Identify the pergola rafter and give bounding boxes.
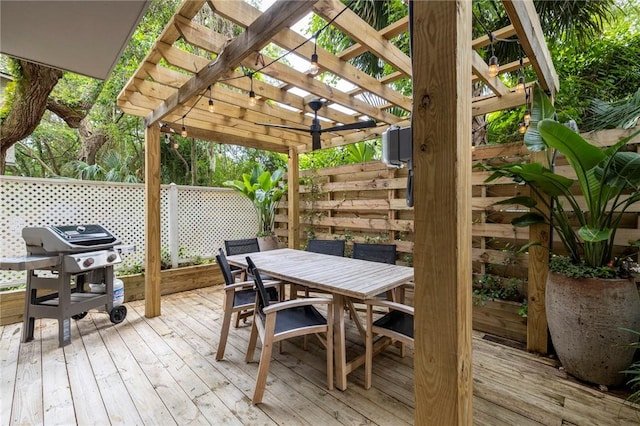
[117,0,557,154]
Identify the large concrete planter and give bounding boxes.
[546,272,640,386]
[257,235,280,251]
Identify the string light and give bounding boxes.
[309,35,319,76]
[208,85,214,113]
[181,115,187,137]
[248,74,257,107]
[166,1,354,130]
[516,75,526,94]
[515,50,525,94]
[523,108,531,126]
[518,122,527,134]
[487,33,499,78]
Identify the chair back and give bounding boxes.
[353,243,397,264]
[307,239,345,257]
[246,256,270,316]
[224,238,260,256]
[216,248,235,286]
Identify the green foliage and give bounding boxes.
[584,87,640,131]
[472,274,523,304]
[223,165,287,236]
[620,328,640,405]
[550,3,640,130]
[477,85,640,277]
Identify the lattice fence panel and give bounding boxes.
[177,186,258,259]
[0,176,256,288]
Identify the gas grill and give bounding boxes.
[0,224,133,347]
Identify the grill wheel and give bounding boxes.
[109,306,127,324]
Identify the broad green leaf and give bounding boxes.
[512,213,546,227]
[578,226,611,242]
[493,196,538,208]
[524,83,556,151]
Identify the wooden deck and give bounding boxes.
[2,286,639,425]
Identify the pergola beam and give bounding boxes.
[144,0,315,126]
[502,0,559,95]
[313,0,412,77]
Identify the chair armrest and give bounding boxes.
[364,299,414,315]
[225,279,281,291]
[231,269,245,280]
[262,297,333,314]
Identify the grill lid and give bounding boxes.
[23,224,121,254]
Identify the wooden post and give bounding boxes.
[168,183,179,269]
[288,147,300,249]
[412,2,473,424]
[527,150,549,353]
[144,124,161,318]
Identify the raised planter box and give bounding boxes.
[0,263,224,326]
[473,296,527,343]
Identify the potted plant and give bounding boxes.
[223,165,287,250]
[477,84,640,386]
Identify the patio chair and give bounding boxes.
[245,256,334,404]
[224,237,263,280]
[364,298,414,390]
[215,249,280,361]
[224,237,261,256]
[352,242,397,265]
[307,239,345,257]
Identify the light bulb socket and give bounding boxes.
[248,90,257,107]
[488,55,499,78]
[208,98,214,112]
[181,125,187,137]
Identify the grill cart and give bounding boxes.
[0,224,134,347]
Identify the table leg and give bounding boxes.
[333,293,348,391]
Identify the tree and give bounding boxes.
[0,60,62,174]
[1,0,179,177]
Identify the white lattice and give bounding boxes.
[0,176,257,287]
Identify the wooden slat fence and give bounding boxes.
[274,126,640,343]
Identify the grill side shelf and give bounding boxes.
[0,256,60,271]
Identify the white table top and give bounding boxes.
[226,248,414,299]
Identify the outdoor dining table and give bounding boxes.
[226,248,414,391]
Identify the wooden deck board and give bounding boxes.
[2,285,639,425]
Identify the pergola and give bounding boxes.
[116,0,558,423]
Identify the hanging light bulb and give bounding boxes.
[487,33,499,78]
[515,51,525,93]
[207,85,215,112]
[488,55,499,78]
[310,52,319,76]
[309,32,320,76]
[248,74,257,107]
[519,122,527,134]
[173,140,179,149]
[180,116,188,137]
[516,75,526,94]
[523,108,531,126]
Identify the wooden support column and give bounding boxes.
[527,150,550,353]
[144,124,161,318]
[288,147,300,249]
[412,2,473,425]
